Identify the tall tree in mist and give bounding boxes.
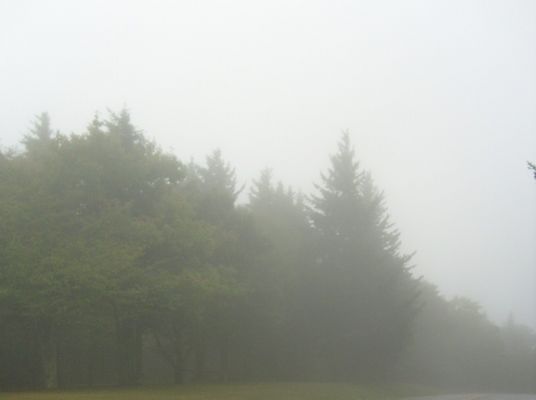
[247,169,314,378]
[309,132,419,379]
[177,150,257,382]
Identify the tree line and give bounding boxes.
[0,111,534,391]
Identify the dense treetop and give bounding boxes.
[0,112,534,392]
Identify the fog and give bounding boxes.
[1,0,535,330]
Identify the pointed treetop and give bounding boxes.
[320,131,362,199]
[87,112,104,135]
[249,168,274,206]
[105,108,143,147]
[195,149,243,219]
[22,112,55,154]
[31,112,53,140]
[250,168,299,210]
[203,149,240,197]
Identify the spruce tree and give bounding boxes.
[309,132,418,379]
[198,149,241,221]
[22,112,55,157]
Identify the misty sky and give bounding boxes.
[1,0,535,327]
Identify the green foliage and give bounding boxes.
[307,132,419,379]
[1,114,533,392]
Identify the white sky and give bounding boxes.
[1,0,535,327]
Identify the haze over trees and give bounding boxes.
[0,112,534,392]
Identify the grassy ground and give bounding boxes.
[1,383,433,400]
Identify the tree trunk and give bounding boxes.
[133,322,143,384]
[173,336,184,384]
[39,324,58,389]
[56,333,63,389]
[114,314,143,386]
[152,326,185,384]
[86,329,96,387]
[193,335,206,382]
[219,334,229,382]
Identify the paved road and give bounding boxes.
[407,395,536,400]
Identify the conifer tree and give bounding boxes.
[22,112,55,157]
[309,132,418,379]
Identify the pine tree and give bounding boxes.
[28,112,53,141]
[198,149,241,220]
[105,109,144,148]
[309,132,418,379]
[22,112,55,157]
[249,168,275,209]
[247,169,314,379]
[311,132,363,246]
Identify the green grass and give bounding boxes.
[1,383,432,400]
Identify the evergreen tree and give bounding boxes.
[24,112,53,143]
[309,132,418,379]
[3,112,533,392]
[175,151,256,381]
[311,132,363,246]
[22,112,56,159]
[197,149,241,221]
[248,169,314,378]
